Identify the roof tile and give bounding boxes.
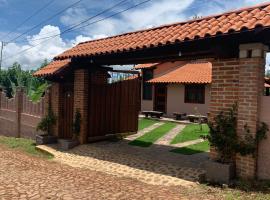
[148,62,212,84]
[52,3,270,60]
[34,59,70,77]
[36,3,270,76]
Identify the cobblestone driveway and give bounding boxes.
[0,145,190,200]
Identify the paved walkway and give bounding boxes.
[171,139,205,148]
[155,124,185,145]
[125,122,164,141]
[38,141,208,187]
[0,145,188,200]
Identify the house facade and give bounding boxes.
[34,2,270,180]
[136,61,211,117]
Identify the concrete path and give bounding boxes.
[125,122,164,141]
[171,139,205,148]
[155,124,186,145]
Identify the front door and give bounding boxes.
[154,84,167,113]
[59,83,74,139]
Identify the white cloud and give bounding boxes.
[2,25,90,70]
[61,0,194,37]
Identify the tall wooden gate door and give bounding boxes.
[88,78,140,138]
[59,83,74,139]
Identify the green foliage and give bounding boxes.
[237,123,269,156]
[208,104,269,163]
[72,109,81,138]
[36,107,56,135]
[207,104,238,163]
[0,61,48,101]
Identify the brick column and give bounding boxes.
[15,87,24,138]
[236,43,268,178]
[74,69,89,144]
[209,58,240,160]
[50,83,61,137]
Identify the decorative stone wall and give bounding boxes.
[0,87,47,139]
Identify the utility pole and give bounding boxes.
[0,41,4,71]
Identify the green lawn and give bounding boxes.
[138,118,158,131]
[171,124,209,144]
[130,122,177,147]
[170,141,210,155]
[0,136,53,159]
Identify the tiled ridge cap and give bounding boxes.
[77,2,270,46]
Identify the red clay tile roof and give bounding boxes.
[54,3,270,60]
[148,62,212,84]
[134,63,159,69]
[34,59,70,77]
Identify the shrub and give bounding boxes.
[36,107,56,135]
[207,104,268,163]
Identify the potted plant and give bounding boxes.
[205,104,269,184]
[205,104,238,184]
[58,109,81,150]
[36,106,57,145]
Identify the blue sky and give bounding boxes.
[0,0,269,69]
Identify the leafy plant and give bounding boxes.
[72,109,81,140]
[0,61,48,100]
[36,107,56,135]
[208,104,269,163]
[207,104,238,163]
[237,123,269,156]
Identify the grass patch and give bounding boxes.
[0,136,53,159]
[171,124,209,144]
[130,122,176,147]
[170,141,210,155]
[138,118,158,131]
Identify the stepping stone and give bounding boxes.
[171,139,205,148]
[125,122,164,141]
[155,124,186,146]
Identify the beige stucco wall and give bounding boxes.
[140,61,187,113]
[140,61,210,117]
[258,96,270,180]
[166,84,210,117]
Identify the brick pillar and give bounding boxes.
[236,43,268,179]
[74,69,89,144]
[50,83,61,137]
[15,87,24,138]
[209,58,240,160]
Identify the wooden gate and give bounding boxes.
[88,78,140,137]
[59,83,74,139]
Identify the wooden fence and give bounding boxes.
[0,87,47,139]
[88,78,140,138]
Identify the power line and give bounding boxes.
[21,0,129,43]
[7,0,83,43]
[1,0,152,63]
[1,0,55,41]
